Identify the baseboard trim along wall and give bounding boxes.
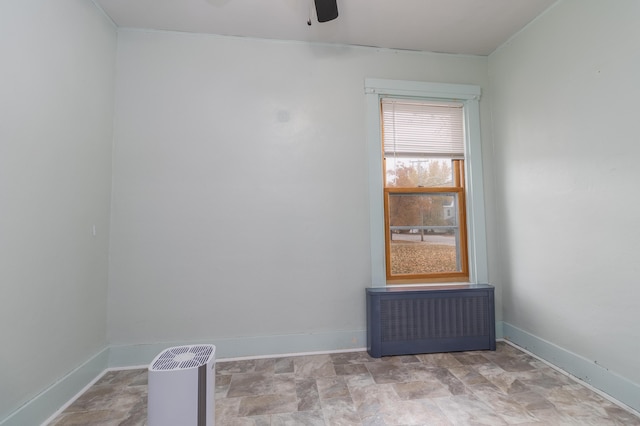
[108,329,368,368]
[502,322,640,414]
[5,325,639,425]
[1,330,366,426]
[0,348,110,426]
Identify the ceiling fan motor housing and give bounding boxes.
[315,0,338,22]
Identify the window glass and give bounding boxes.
[387,192,462,276]
[385,157,454,187]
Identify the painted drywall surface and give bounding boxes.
[489,0,640,384]
[108,30,499,348]
[0,1,116,420]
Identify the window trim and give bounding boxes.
[365,79,488,287]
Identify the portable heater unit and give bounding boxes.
[148,344,216,426]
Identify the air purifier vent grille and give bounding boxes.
[150,345,215,371]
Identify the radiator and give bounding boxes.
[366,284,496,358]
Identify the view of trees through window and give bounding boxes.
[384,157,466,280]
[386,157,453,188]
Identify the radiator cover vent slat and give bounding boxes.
[380,296,489,341]
[367,285,496,357]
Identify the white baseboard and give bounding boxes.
[0,348,109,426]
[495,320,504,340]
[108,329,367,368]
[6,324,639,425]
[502,321,640,413]
[0,330,366,425]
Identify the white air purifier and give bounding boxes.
[148,344,216,426]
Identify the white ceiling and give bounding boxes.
[95,0,557,56]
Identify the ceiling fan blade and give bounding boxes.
[315,0,338,22]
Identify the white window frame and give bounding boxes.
[365,78,488,287]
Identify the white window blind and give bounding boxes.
[382,98,464,158]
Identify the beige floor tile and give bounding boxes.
[48,343,640,425]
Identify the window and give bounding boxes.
[382,99,468,283]
[365,79,488,286]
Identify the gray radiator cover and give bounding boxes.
[366,284,496,358]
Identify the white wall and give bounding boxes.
[108,30,497,352]
[0,1,116,420]
[489,0,640,385]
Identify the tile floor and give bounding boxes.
[49,342,640,425]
